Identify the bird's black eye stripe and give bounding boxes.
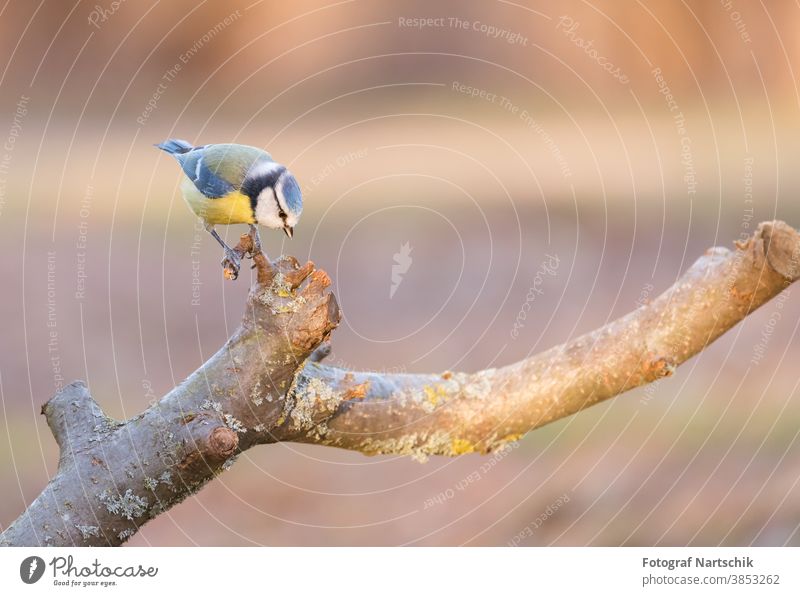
[242,165,287,213]
[272,188,287,221]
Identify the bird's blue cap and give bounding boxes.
[282,172,303,214]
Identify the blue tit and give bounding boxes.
[156,138,302,274]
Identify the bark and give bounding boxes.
[1,235,340,546]
[1,221,798,545]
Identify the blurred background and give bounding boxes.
[1,0,799,546]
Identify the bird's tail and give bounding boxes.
[155,138,194,155]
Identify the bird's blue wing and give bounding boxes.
[161,142,274,199]
[179,144,273,199]
[174,148,235,199]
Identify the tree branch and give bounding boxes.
[277,221,800,460]
[1,221,798,545]
[1,233,340,546]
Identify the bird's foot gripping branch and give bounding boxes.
[1,221,799,546]
[222,227,267,281]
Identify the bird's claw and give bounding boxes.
[222,247,242,280]
[247,224,263,258]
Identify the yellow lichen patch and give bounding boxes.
[360,434,423,460]
[450,438,475,455]
[423,384,449,410]
[480,432,526,453]
[359,430,459,463]
[258,271,307,314]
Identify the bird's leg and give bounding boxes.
[205,223,241,279]
[247,224,264,259]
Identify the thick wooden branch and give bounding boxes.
[1,221,798,546]
[277,221,800,460]
[1,234,339,546]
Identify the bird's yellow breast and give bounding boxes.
[181,178,255,225]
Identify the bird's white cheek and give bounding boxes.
[254,190,282,228]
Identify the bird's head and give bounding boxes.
[249,165,303,238]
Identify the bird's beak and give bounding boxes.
[283,226,294,239]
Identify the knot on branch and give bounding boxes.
[42,381,115,464]
[209,426,238,458]
[178,424,240,478]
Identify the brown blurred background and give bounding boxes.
[1,0,799,546]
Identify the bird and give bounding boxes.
[156,139,302,277]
